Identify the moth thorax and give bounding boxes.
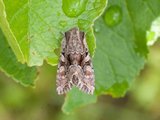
[69,54,81,65]
[68,40,83,53]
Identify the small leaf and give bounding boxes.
[62,87,97,114]
[147,17,160,46]
[0,29,37,86]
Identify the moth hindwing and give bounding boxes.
[56,28,94,95]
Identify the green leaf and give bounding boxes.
[0,29,37,86]
[62,87,97,114]
[0,0,25,63]
[93,0,160,97]
[0,0,107,66]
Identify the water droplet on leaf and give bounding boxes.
[104,5,122,27]
[62,0,88,17]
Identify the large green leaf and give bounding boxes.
[0,0,107,66]
[0,29,37,86]
[93,0,160,96]
[63,0,160,114]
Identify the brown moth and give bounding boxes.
[56,28,94,95]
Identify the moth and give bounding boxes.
[56,28,95,95]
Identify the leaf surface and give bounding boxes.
[93,0,160,96]
[0,29,37,86]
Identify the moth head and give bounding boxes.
[65,27,85,40]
